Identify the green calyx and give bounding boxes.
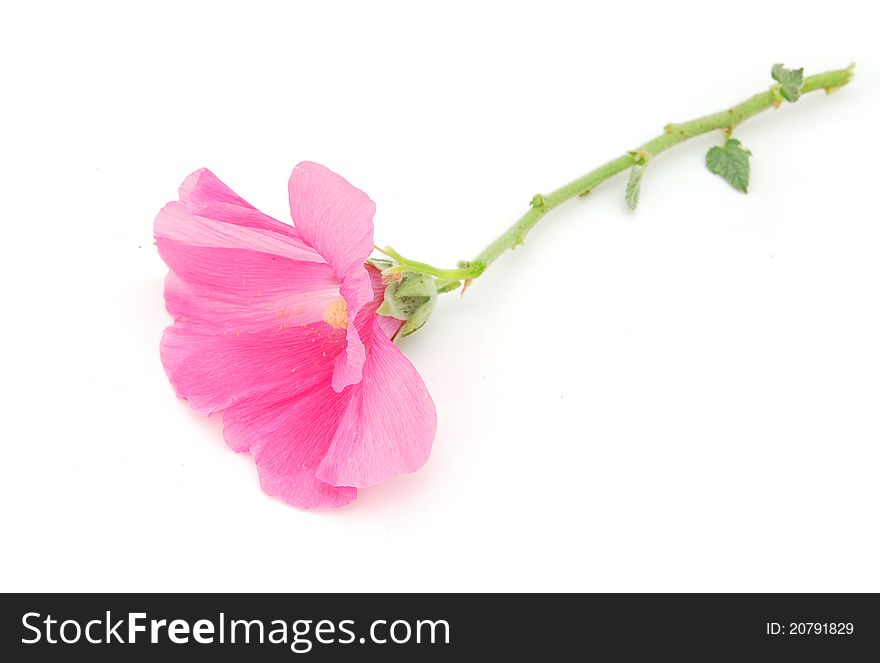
[376,270,438,338]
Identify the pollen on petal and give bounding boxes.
[323,297,349,329]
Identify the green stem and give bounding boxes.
[386,65,854,284]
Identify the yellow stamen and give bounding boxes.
[323,298,349,329]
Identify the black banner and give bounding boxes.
[2,593,877,660]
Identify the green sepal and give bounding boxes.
[399,298,436,337]
[395,272,436,299]
[367,257,394,271]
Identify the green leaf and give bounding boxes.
[771,63,804,102]
[705,138,752,193]
[625,164,645,210]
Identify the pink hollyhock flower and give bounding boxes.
[154,162,436,508]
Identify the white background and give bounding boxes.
[2,0,878,592]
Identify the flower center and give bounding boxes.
[323,297,349,329]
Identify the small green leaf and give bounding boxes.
[625,164,645,210]
[771,63,804,102]
[705,138,752,193]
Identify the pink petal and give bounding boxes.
[288,162,376,392]
[160,290,346,415]
[223,384,357,509]
[180,168,305,241]
[287,161,375,278]
[366,267,404,339]
[330,279,370,392]
[218,306,428,508]
[316,316,437,488]
[156,237,346,413]
[179,168,256,211]
[156,202,323,264]
[159,261,338,334]
[200,276,402,509]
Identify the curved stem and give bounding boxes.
[389,65,854,285]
